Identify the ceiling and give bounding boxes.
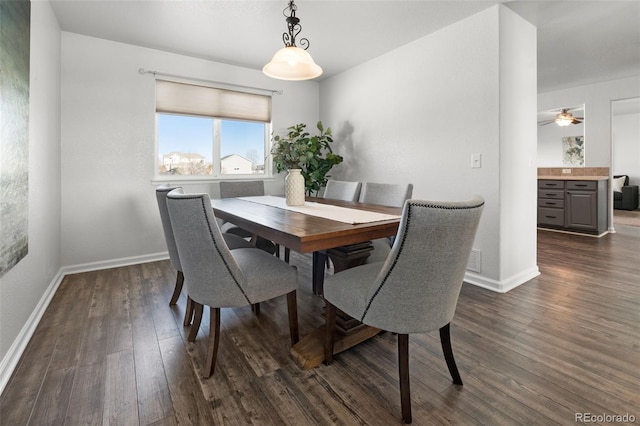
[47,0,640,93]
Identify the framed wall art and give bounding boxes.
[0,0,31,277]
[562,136,585,167]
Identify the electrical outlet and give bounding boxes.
[562,169,572,174]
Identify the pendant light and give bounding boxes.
[263,0,323,81]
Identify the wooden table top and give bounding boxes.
[210,196,402,253]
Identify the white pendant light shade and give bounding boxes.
[263,46,323,81]
[263,1,322,81]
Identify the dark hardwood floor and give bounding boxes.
[1,226,639,425]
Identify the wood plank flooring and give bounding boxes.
[1,226,639,425]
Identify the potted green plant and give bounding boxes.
[271,121,343,205]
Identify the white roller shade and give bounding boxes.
[155,80,272,123]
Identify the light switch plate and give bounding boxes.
[471,153,481,168]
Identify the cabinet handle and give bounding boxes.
[574,184,587,187]
[545,202,557,205]
[545,215,556,219]
[545,193,556,196]
[544,183,557,187]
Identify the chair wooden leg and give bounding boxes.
[169,270,184,305]
[204,307,221,378]
[324,301,337,364]
[398,333,412,424]
[251,303,261,315]
[183,295,194,327]
[188,302,203,342]
[287,291,299,344]
[440,323,463,385]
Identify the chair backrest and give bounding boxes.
[323,180,362,202]
[166,188,251,307]
[361,197,484,334]
[358,182,413,207]
[220,180,265,199]
[156,184,182,272]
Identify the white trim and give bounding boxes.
[61,252,169,276]
[151,176,276,186]
[537,227,610,238]
[0,252,169,395]
[0,269,64,395]
[463,266,540,293]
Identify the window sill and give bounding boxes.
[152,175,276,185]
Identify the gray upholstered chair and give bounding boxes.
[219,180,278,255]
[358,182,413,208]
[323,197,484,424]
[155,184,253,326]
[323,179,362,202]
[320,180,363,269]
[166,188,299,378]
[219,180,265,199]
[359,182,413,263]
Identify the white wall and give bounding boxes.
[320,5,538,291]
[0,1,62,391]
[60,33,320,269]
[498,6,539,287]
[612,111,640,186]
[538,118,585,167]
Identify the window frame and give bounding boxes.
[152,79,275,183]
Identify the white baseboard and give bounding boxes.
[537,227,610,238]
[61,252,169,276]
[0,252,169,396]
[0,269,65,395]
[464,266,540,293]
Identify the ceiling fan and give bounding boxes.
[538,108,584,127]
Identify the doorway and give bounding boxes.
[611,97,640,227]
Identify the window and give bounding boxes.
[155,80,272,179]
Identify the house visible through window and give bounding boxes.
[155,80,271,179]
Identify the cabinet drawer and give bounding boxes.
[538,180,565,189]
[538,207,565,226]
[567,180,597,191]
[538,189,564,199]
[538,198,565,208]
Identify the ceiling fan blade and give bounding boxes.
[538,120,554,126]
[547,107,582,114]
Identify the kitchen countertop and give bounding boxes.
[538,176,609,181]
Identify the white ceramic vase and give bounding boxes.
[285,169,305,206]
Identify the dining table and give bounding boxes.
[210,195,402,294]
[210,195,403,368]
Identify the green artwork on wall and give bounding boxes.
[562,136,585,167]
[0,0,30,277]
